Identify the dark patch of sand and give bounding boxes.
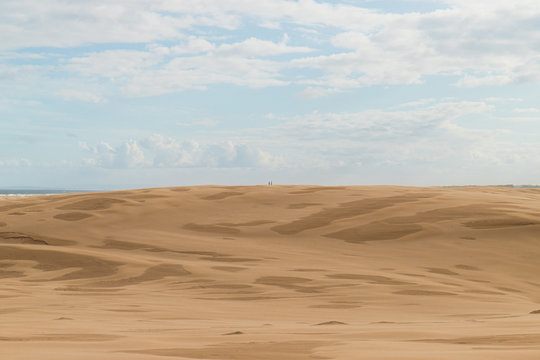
[202,192,243,200]
[326,274,411,285]
[183,223,240,234]
[314,321,347,326]
[272,194,431,235]
[58,198,125,211]
[54,212,93,221]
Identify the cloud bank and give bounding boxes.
[79,135,279,169]
[4,0,540,99]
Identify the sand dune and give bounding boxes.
[2,185,540,359]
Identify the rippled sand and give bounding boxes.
[2,185,540,359]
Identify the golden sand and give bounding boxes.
[2,185,540,359]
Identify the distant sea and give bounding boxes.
[0,189,92,196]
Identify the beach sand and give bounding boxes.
[2,185,540,359]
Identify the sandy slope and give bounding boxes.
[2,185,540,359]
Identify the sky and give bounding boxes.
[3,0,540,189]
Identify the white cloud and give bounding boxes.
[259,21,281,30]
[0,1,186,50]
[80,134,280,169]
[242,100,502,169]
[78,141,92,152]
[455,75,513,88]
[201,142,270,168]
[0,158,32,167]
[298,86,341,99]
[170,38,216,55]
[66,50,161,79]
[82,140,146,168]
[289,2,540,90]
[122,54,287,96]
[0,0,381,51]
[5,0,540,96]
[513,108,540,113]
[63,38,297,96]
[157,0,382,31]
[57,89,107,103]
[280,101,493,134]
[398,98,437,107]
[214,37,313,57]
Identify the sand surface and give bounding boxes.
[2,185,540,359]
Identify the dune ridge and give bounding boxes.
[2,185,540,359]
